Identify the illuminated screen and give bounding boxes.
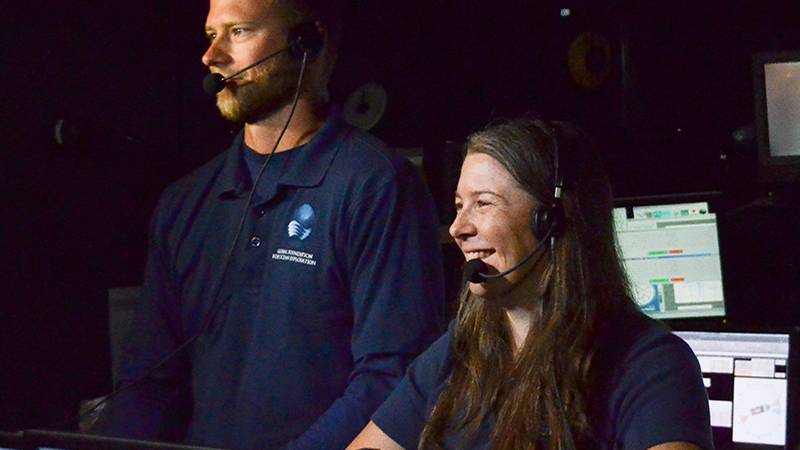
[764,61,800,158]
[674,329,799,450]
[753,50,800,184]
[613,199,726,320]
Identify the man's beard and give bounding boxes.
[215,57,300,124]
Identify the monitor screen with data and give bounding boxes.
[674,328,799,450]
[613,197,726,320]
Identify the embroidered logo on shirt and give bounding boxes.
[272,248,317,266]
[287,204,315,241]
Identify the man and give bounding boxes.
[92,0,445,448]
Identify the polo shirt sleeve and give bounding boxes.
[91,189,193,441]
[372,325,455,450]
[345,157,446,358]
[608,329,714,450]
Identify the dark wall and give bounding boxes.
[1,0,223,430]
[1,0,799,432]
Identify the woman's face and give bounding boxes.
[449,152,546,300]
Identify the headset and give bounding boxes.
[530,121,566,243]
[464,120,569,283]
[463,120,578,449]
[537,121,577,450]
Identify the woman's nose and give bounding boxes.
[449,209,476,241]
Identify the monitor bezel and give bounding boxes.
[613,191,730,322]
[670,323,800,450]
[752,50,800,186]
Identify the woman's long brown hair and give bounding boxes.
[419,118,638,449]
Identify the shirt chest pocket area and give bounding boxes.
[245,201,349,315]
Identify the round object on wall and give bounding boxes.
[568,30,612,90]
[344,82,388,131]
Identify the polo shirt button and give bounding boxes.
[250,236,262,247]
[259,208,267,216]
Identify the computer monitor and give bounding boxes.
[753,50,800,185]
[674,327,800,450]
[613,193,727,320]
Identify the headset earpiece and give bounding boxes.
[530,121,566,241]
[287,22,325,61]
[531,200,565,240]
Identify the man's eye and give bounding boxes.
[232,28,249,36]
[476,200,489,207]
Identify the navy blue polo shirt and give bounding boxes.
[102,110,445,450]
[373,315,714,450]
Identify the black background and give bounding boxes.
[1,0,799,432]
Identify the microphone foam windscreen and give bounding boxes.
[464,259,488,284]
[203,73,226,96]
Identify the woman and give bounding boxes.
[347,117,713,450]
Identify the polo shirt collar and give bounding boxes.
[279,106,346,188]
[218,107,348,199]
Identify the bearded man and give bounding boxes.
[91,0,445,448]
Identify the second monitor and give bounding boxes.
[614,193,727,321]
